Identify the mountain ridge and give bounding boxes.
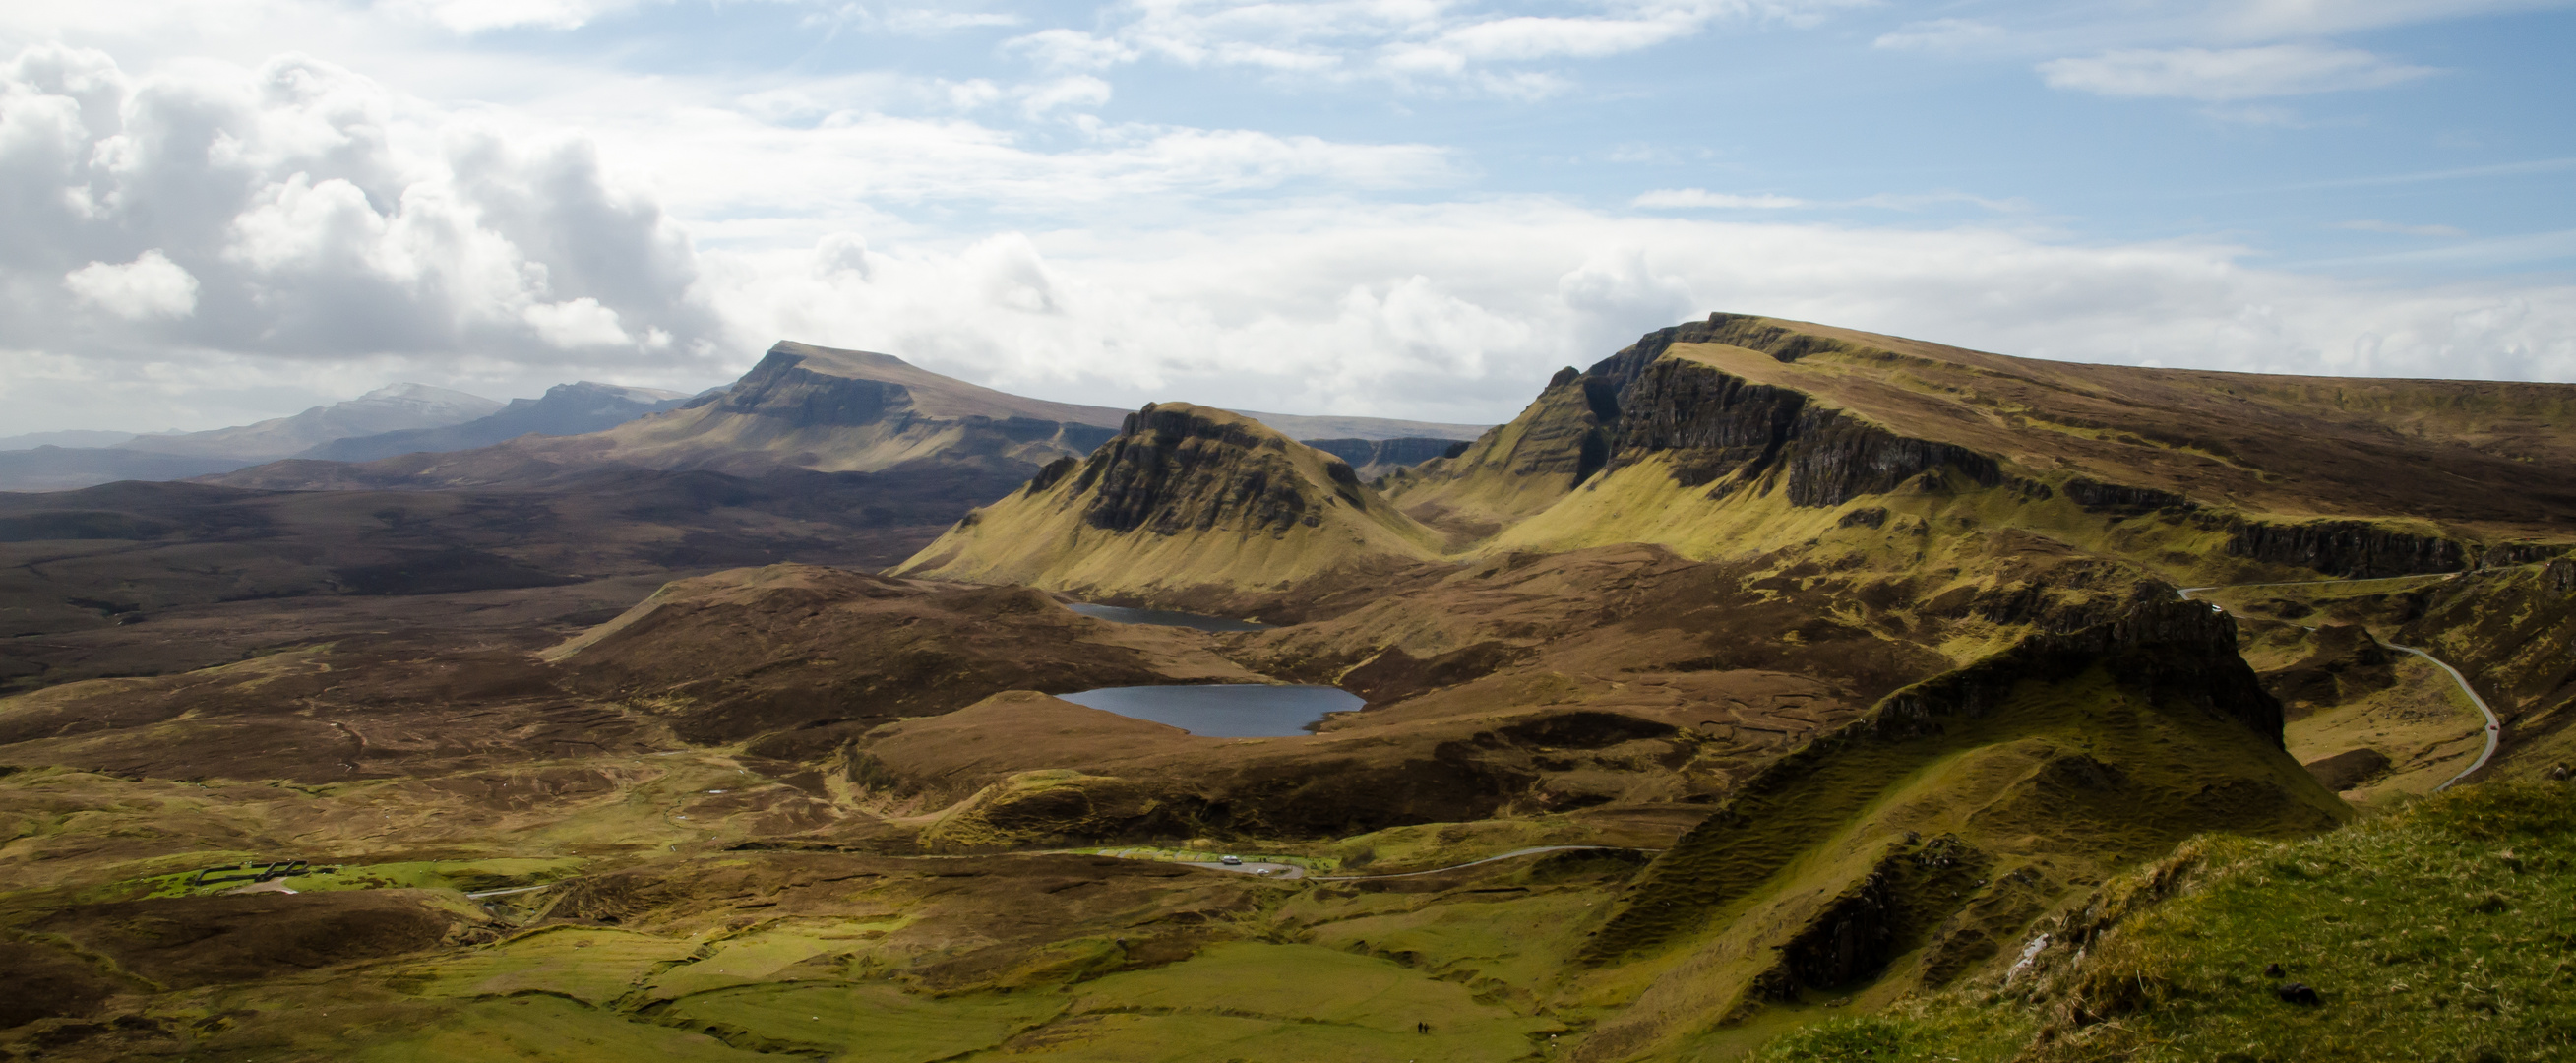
[114,383,504,462]
[294,381,692,464]
[193,342,1489,492]
[892,402,1446,609]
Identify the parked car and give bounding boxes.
[1220,855,1242,865]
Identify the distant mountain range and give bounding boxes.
[0,430,148,451]
[0,381,679,491]
[116,383,506,462]
[194,342,1495,492]
[1,346,1493,493]
[294,382,694,463]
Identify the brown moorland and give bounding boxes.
[2,314,2570,1063]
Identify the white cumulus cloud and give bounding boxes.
[524,297,633,347]
[382,0,643,33]
[1633,188,1807,209]
[705,202,2576,428]
[1018,75,1113,118]
[1435,14,1703,61]
[64,250,199,319]
[1872,19,2004,52]
[2038,44,2434,101]
[0,45,729,384]
[999,0,1869,94]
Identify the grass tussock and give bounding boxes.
[1746,781,2576,1063]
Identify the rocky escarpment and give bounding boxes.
[690,345,1120,462]
[1753,835,1992,1001]
[683,347,906,424]
[2260,623,2398,715]
[1067,405,1367,535]
[1593,353,2002,505]
[1375,369,1617,530]
[1583,596,2307,964]
[2061,477,2195,515]
[1874,596,2286,745]
[2220,517,2466,578]
[2479,541,2575,568]
[1385,318,2006,531]
[892,403,1442,603]
[1576,311,1867,381]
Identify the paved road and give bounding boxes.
[2177,576,2497,791]
[1197,861,1308,880]
[2383,643,2503,789]
[464,883,561,900]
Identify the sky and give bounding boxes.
[3,0,2572,433]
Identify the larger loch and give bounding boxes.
[1060,601,1352,736]
[1056,684,1361,738]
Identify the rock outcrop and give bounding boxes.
[1375,370,1620,531]
[2260,623,2398,714]
[1383,315,2008,551]
[1591,352,2003,505]
[1586,596,2315,963]
[892,403,1443,607]
[2221,518,2466,578]
[599,342,1128,475]
[2062,478,2195,515]
[1401,312,2576,575]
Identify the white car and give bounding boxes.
[1220,855,1242,866]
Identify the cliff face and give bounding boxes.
[1594,353,2003,505]
[1871,597,2287,745]
[597,344,1122,474]
[1385,316,2008,552]
[1583,597,2302,966]
[1073,405,1366,535]
[892,403,1442,606]
[690,348,907,426]
[1363,373,1612,534]
[2222,517,2467,578]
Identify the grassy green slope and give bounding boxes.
[1748,780,2576,1063]
[1563,601,2347,1062]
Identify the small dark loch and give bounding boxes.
[1057,684,1360,737]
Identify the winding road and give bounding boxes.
[2177,576,2499,791]
[463,883,560,900]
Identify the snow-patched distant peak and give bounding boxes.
[351,383,505,416]
[116,384,504,461]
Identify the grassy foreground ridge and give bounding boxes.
[1750,781,2576,1063]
